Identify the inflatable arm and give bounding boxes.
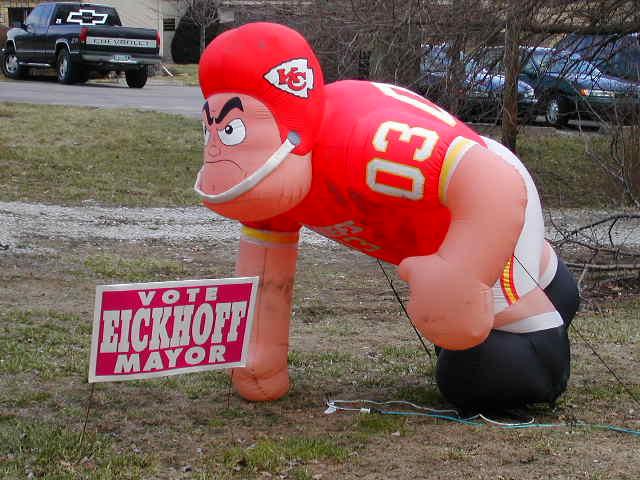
[398,144,527,350]
[232,227,299,401]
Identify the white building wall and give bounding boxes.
[161,0,182,63]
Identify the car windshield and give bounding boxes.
[421,45,450,72]
[537,52,602,76]
[568,59,602,76]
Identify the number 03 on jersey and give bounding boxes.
[367,120,440,201]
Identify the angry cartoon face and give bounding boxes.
[195,93,312,222]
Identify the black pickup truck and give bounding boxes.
[1,2,161,88]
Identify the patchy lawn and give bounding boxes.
[0,236,638,479]
[1,103,639,479]
[0,102,201,207]
[0,102,625,209]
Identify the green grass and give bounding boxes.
[0,309,90,379]
[354,413,407,435]
[0,102,202,206]
[574,297,640,343]
[84,253,187,282]
[159,370,231,399]
[0,417,155,479]
[518,133,615,207]
[0,101,631,208]
[218,436,349,475]
[165,64,199,86]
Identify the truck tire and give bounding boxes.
[57,48,77,84]
[125,67,148,88]
[2,47,24,79]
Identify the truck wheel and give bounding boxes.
[57,48,76,84]
[545,95,570,128]
[125,67,148,88]
[2,47,24,79]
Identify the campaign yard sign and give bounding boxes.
[89,277,258,383]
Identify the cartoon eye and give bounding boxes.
[217,119,246,146]
[202,122,211,146]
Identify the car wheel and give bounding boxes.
[125,67,148,88]
[545,95,569,128]
[57,48,76,84]
[2,48,24,79]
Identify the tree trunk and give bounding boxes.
[200,24,206,59]
[501,4,520,153]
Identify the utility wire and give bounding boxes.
[376,251,639,418]
[376,259,432,360]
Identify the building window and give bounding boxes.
[163,17,176,31]
[8,7,32,27]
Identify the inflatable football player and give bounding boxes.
[194,23,580,411]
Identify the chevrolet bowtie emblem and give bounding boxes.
[67,9,109,26]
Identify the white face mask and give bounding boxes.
[193,132,300,204]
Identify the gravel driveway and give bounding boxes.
[0,201,332,252]
[2,201,639,253]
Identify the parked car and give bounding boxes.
[1,2,161,87]
[418,44,538,123]
[479,46,640,127]
[555,33,640,82]
[462,58,538,123]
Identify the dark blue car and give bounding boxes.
[519,47,640,127]
[418,44,538,123]
[478,45,640,127]
[555,33,640,82]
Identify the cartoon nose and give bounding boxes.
[206,143,222,158]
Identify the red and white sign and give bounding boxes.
[89,277,258,383]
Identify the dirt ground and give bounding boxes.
[1,204,639,480]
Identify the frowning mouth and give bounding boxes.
[194,133,299,204]
[205,159,243,169]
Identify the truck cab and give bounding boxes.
[2,2,161,88]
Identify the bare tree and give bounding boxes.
[548,212,640,294]
[177,0,221,58]
[220,0,640,291]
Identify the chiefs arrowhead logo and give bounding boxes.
[264,59,314,98]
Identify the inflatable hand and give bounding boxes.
[232,344,290,401]
[398,254,493,350]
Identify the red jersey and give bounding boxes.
[246,80,486,265]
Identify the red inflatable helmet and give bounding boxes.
[199,22,325,155]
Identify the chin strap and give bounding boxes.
[194,132,301,204]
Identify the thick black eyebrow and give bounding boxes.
[202,97,244,126]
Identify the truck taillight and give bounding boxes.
[79,27,88,43]
[156,31,161,48]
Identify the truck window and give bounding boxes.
[51,5,122,26]
[24,5,43,26]
[32,4,53,27]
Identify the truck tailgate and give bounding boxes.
[83,26,159,54]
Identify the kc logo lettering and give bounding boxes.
[264,58,314,98]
